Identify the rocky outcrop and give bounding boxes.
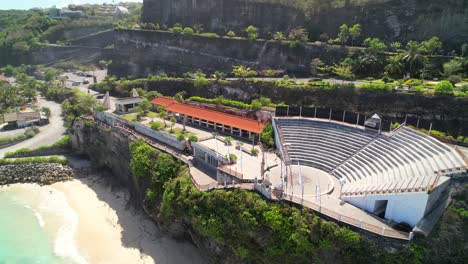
[0,163,74,185]
[69,120,143,202]
[110,29,351,77]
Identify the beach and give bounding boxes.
[0,177,207,264]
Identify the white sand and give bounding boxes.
[51,177,207,264]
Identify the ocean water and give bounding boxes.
[0,184,86,264]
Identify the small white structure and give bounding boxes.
[114,97,143,113]
[115,6,129,16]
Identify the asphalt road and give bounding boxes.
[0,97,66,158]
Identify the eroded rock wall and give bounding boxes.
[110,29,351,77]
[0,163,74,185]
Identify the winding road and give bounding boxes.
[0,97,66,158]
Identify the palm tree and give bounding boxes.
[400,41,426,76]
[159,109,167,127]
[385,56,403,78]
[170,116,177,133]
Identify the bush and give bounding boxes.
[183,27,194,35]
[198,32,219,38]
[226,30,236,38]
[227,153,237,162]
[413,85,425,93]
[447,75,463,85]
[251,148,259,156]
[151,122,163,131]
[434,80,454,95]
[169,26,183,34]
[188,135,199,142]
[177,134,185,141]
[261,123,275,147]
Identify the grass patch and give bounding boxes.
[121,113,137,122]
[0,156,68,165]
[4,136,70,158]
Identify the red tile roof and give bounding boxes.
[151,97,178,107]
[151,97,265,134]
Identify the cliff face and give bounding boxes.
[142,0,468,47]
[110,29,350,77]
[142,0,304,34]
[70,121,143,202]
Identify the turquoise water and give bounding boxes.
[0,186,79,264]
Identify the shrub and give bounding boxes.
[151,122,163,130]
[226,30,236,38]
[456,136,464,142]
[434,80,454,95]
[183,27,194,35]
[251,148,259,156]
[261,123,275,147]
[188,135,199,142]
[25,130,37,138]
[227,153,237,162]
[169,26,183,34]
[245,25,258,42]
[177,134,185,141]
[447,75,463,85]
[413,85,425,93]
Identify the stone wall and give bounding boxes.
[0,163,74,185]
[31,45,103,65]
[110,29,351,77]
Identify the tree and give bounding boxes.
[333,65,354,80]
[273,32,286,41]
[310,58,324,76]
[245,25,258,42]
[174,91,186,102]
[170,116,177,132]
[400,41,426,75]
[434,80,454,95]
[226,30,236,38]
[288,27,308,47]
[390,42,402,52]
[137,99,151,115]
[364,38,387,55]
[421,36,442,55]
[349,24,361,46]
[337,24,349,45]
[170,26,183,34]
[232,65,257,79]
[443,58,463,76]
[385,56,403,77]
[159,108,167,126]
[212,71,226,80]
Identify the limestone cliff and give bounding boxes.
[110,29,351,77]
[69,121,143,202]
[142,0,467,48]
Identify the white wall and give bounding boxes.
[344,192,429,227]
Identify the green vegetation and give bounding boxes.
[0,156,68,165]
[260,123,275,147]
[3,136,70,158]
[62,89,103,127]
[129,139,184,198]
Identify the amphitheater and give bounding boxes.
[271,116,467,238]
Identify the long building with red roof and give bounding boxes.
[151,97,265,138]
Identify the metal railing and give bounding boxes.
[283,193,410,241]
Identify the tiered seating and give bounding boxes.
[337,127,466,195]
[275,118,467,196]
[276,118,375,172]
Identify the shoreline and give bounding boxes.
[0,176,207,264]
